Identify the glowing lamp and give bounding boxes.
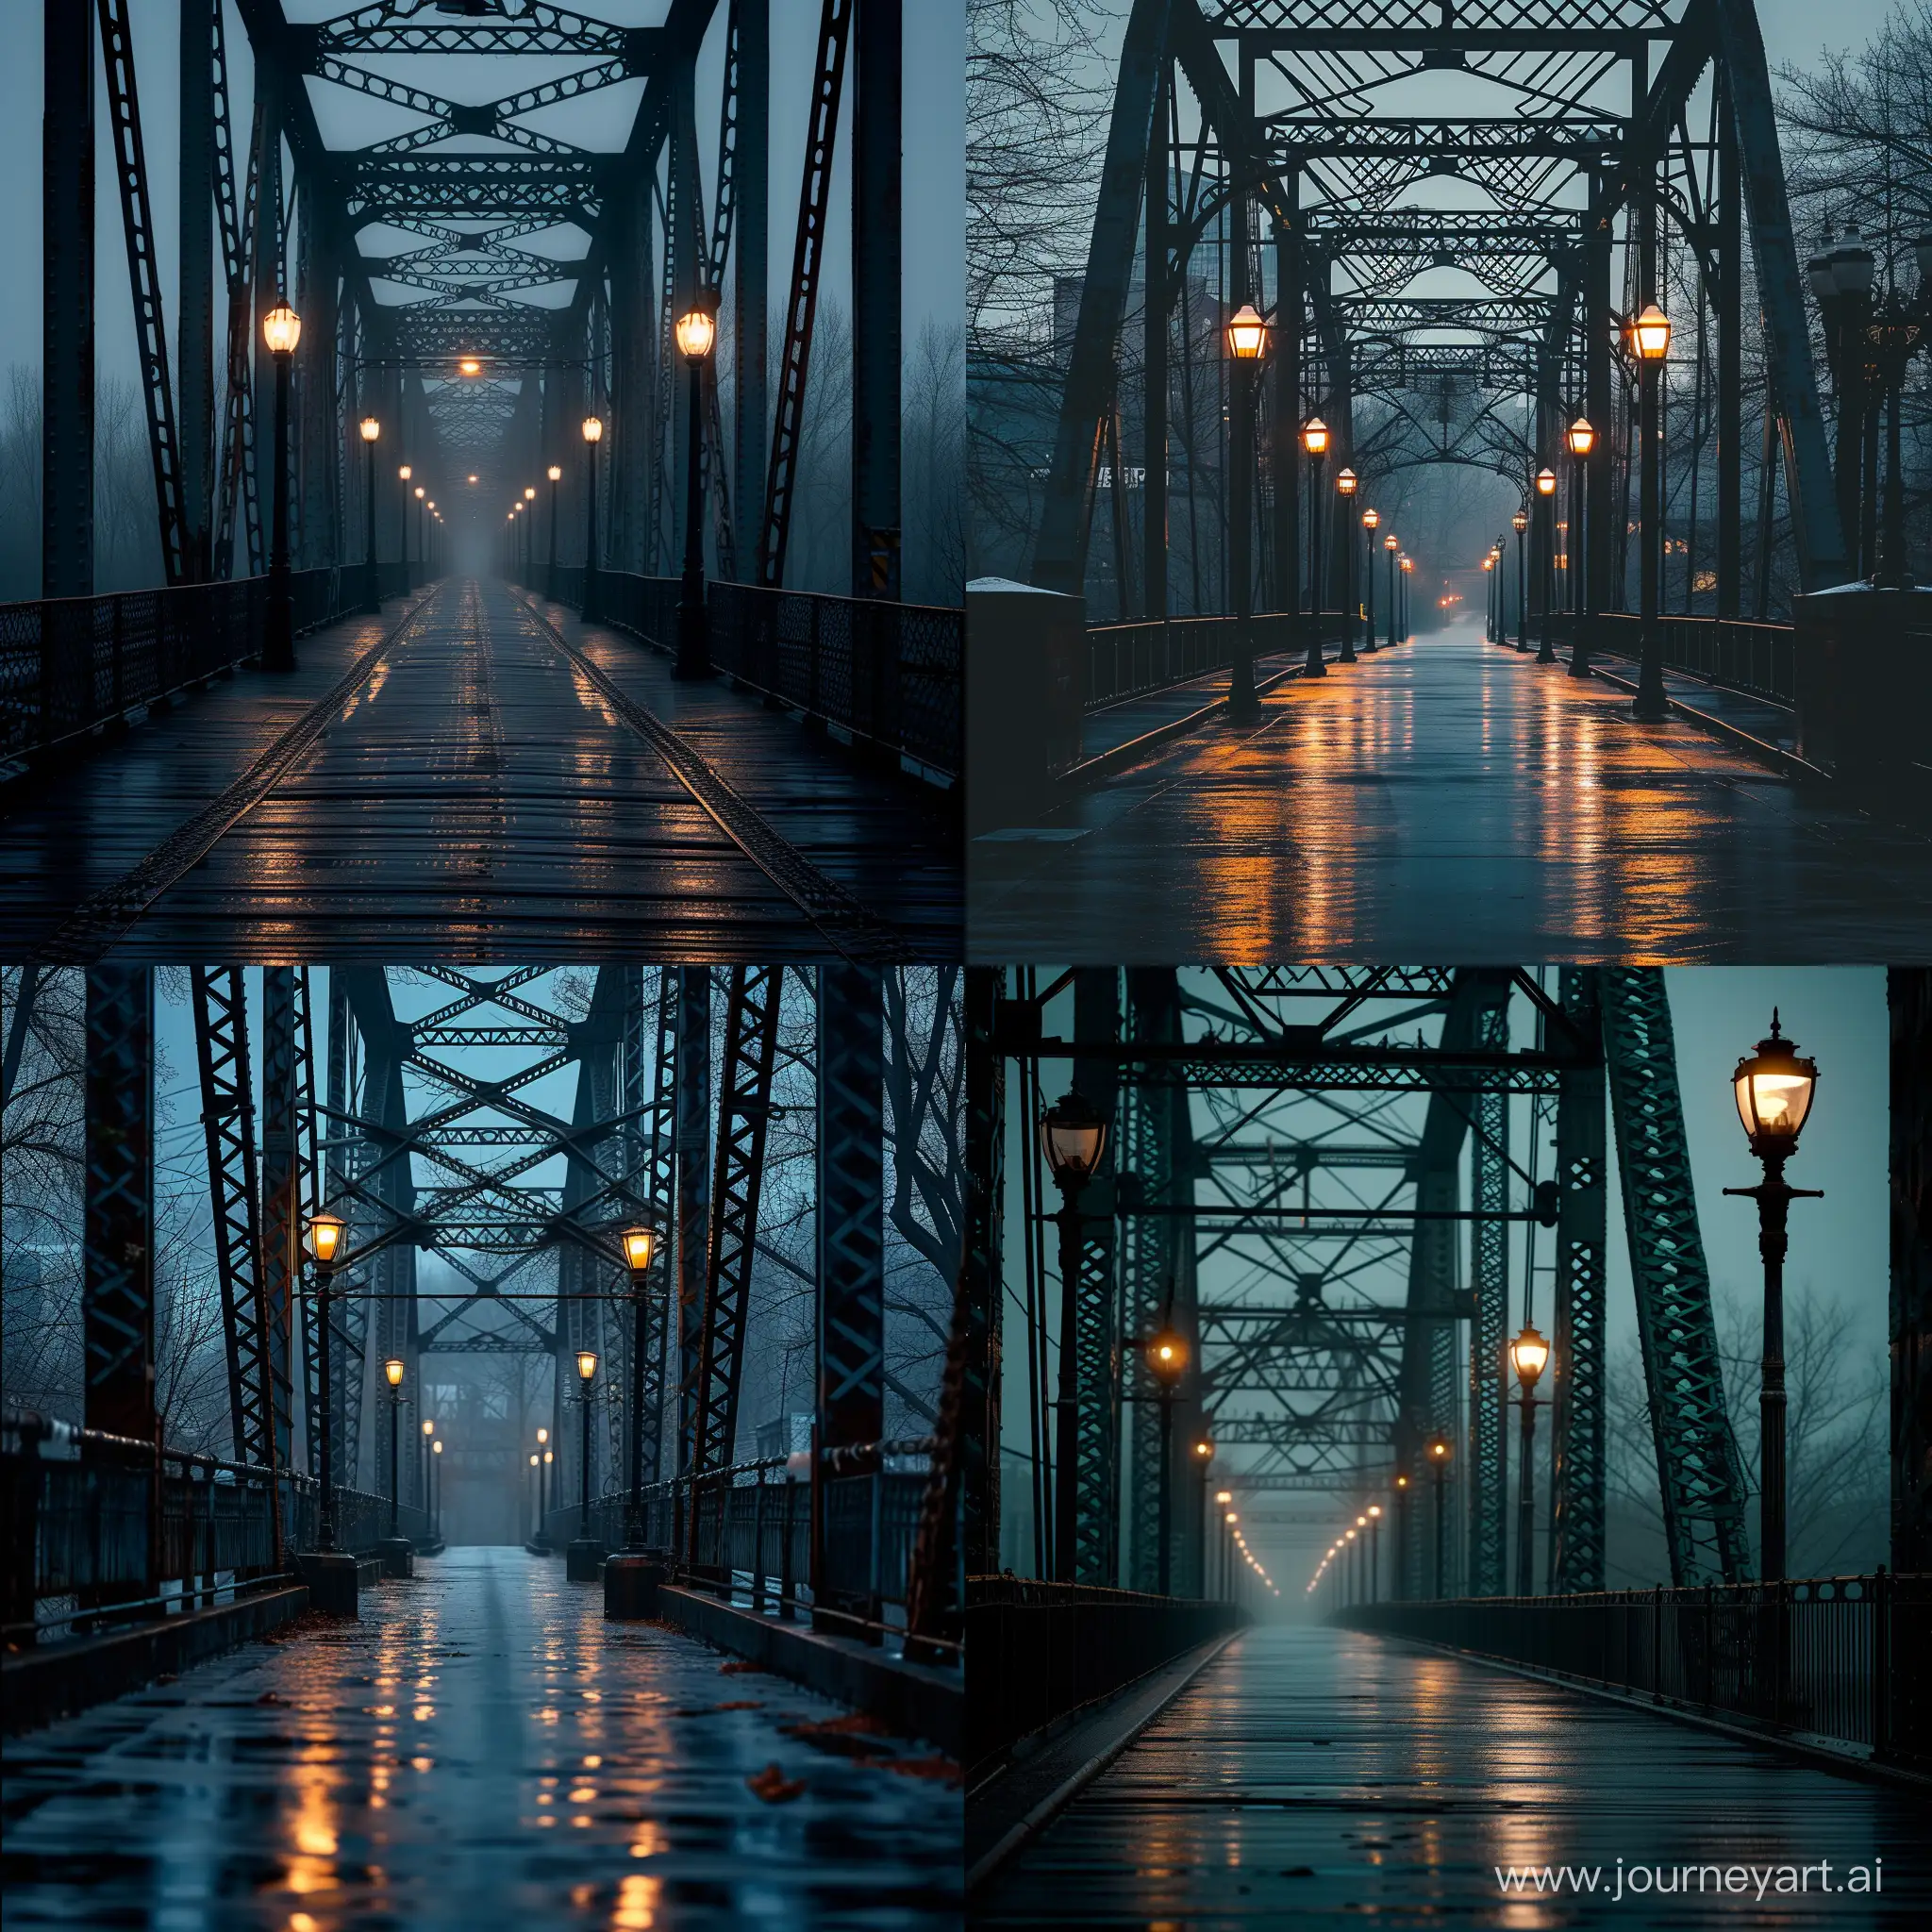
[1731,1011,1818,1154]
[1567,416,1595,458]
[581,416,604,444]
[384,1357,406,1390]
[675,308,717,361]
[1630,302,1672,361]
[621,1224,658,1274]
[547,464,562,483]
[261,304,302,356]
[1302,417,1329,458]
[1536,467,1557,496]
[306,1211,346,1266]
[359,417,381,444]
[1146,1328,1188,1386]
[1224,303,1268,359]
[1510,1323,1551,1391]
[1040,1090,1108,1189]
[1337,467,1357,496]
[576,1350,598,1384]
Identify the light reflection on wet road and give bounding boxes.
[968,625,1932,962]
[977,1626,1931,1928]
[1,1548,959,1929]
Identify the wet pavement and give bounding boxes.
[968,622,1932,963]
[977,1624,1931,1928]
[0,578,960,960]
[1,1547,961,1929]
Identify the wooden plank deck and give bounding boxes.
[0,579,959,960]
[0,1547,961,1930]
[968,625,1932,964]
[974,1624,1930,1928]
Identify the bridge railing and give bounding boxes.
[964,1575,1245,1774]
[3,1409,430,1642]
[541,1438,956,1653]
[1541,612,1797,708]
[1085,610,1356,709]
[539,569,963,784]
[1336,1573,1931,1765]
[0,561,422,765]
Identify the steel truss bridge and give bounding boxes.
[5,962,967,1633]
[965,965,1763,1602]
[44,0,910,598]
[993,0,1851,626]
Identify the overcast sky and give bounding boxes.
[0,0,965,384]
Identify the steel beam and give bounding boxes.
[42,0,94,598]
[179,0,217,581]
[732,0,770,579]
[84,968,155,1446]
[675,967,711,1478]
[851,0,902,597]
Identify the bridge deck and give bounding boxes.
[968,625,1932,963]
[1,1548,959,1929]
[976,1625,1927,1928]
[0,579,958,961]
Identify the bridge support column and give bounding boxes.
[852,0,902,599]
[42,0,94,599]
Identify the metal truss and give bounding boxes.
[1601,967,1748,1585]
[685,967,786,1489]
[83,968,155,1445]
[1013,0,1848,617]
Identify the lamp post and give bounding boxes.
[1041,1089,1109,1582]
[1534,468,1557,661]
[530,1452,541,1545]
[620,1224,658,1551]
[1336,468,1358,662]
[1213,1489,1232,1599]
[581,414,604,619]
[1191,1438,1214,1594]
[1361,508,1380,651]
[421,1418,434,1526]
[414,485,426,577]
[1224,303,1268,718]
[1566,415,1594,676]
[383,1357,406,1537]
[1511,508,1529,649]
[261,304,301,670]
[1724,1012,1821,1583]
[1629,301,1674,719]
[1393,1472,1410,1599]
[1401,556,1413,641]
[575,1350,597,1537]
[1427,1436,1451,1597]
[358,415,381,613]
[431,1437,442,1541]
[1302,417,1329,677]
[546,464,563,600]
[397,464,413,587]
[1509,1323,1549,1596]
[1366,1503,1383,1601]
[1384,532,1399,649]
[1145,1317,1187,1595]
[675,306,716,678]
[305,1213,345,1551]
[523,486,536,585]
[1483,553,1496,641]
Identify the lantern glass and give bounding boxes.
[1363,507,1380,529]
[1631,302,1672,360]
[675,308,717,360]
[459,358,482,375]
[359,416,381,444]
[581,416,604,444]
[423,1420,435,1438]
[1302,417,1329,457]
[1146,1327,1188,1386]
[262,304,302,355]
[576,1349,598,1383]
[307,1211,345,1265]
[1536,467,1557,495]
[384,1357,405,1389]
[399,464,412,481]
[1224,303,1268,359]
[434,1440,442,1455]
[1512,511,1528,532]
[1040,1090,1108,1188]
[1567,416,1595,458]
[1510,1323,1550,1390]
[1384,533,1399,551]
[1337,467,1357,495]
[622,1224,658,1274]
[547,464,562,482]
[1732,1013,1817,1148]
[525,487,536,502]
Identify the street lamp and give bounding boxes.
[1628,302,1673,719]
[1724,1011,1821,1584]
[1224,303,1267,718]
[414,485,426,579]
[530,1451,542,1545]
[581,414,605,620]
[674,305,717,677]
[1426,1435,1452,1598]
[261,303,302,670]
[1365,1502,1383,1602]
[1509,508,1529,650]
[1483,552,1496,642]
[575,1349,599,1546]
[397,463,413,586]
[431,1437,442,1541]
[545,463,563,599]
[1145,1318,1187,1595]
[1041,1089,1108,1582]
[1866,291,1924,590]
[1335,468,1359,662]
[383,1357,406,1541]
[1565,415,1594,676]
[1384,531,1399,650]
[358,416,382,614]
[1533,467,1558,661]
[620,1224,658,1556]
[1361,507,1381,651]
[421,1416,434,1526]
[305,1212,345,1551]
[1302,418,1330,677]
[1400,555,1414,642]
[1509,1322,1550,1595]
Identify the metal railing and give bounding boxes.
[1085,611,1356,709]
[964,1576,1244,1774]
[1540,611,1797,708]
[1335,1573,1931,1764]
[539,1440,953,1651]
[0,561,423,762]
[3,1409,429,1641]
[539,568,963,782]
